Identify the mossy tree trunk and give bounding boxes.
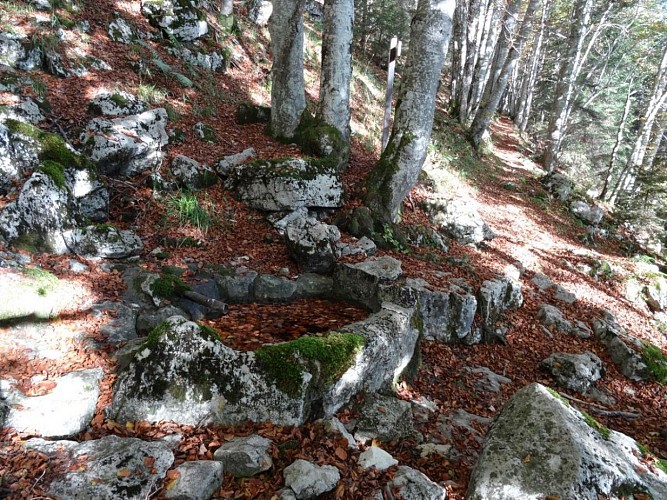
[364,0,456,222]
[269,0,307,139]
[318,0,354,165]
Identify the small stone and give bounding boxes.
[358,446,397,470]
[283,459,340,499]
[213,434,273,477]
[163,461,224,500]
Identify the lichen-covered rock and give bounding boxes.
[214,266,258,303]
[108,316,313,426]
[107,17,135,44]
[383,466,446,500]
[236,103,271,124]
[136,304,188,335]
[381,277,478,344]
[25,435,174,500]
[295,273,334,298]
[170,154,218,190]
[541,172,574,201]
[285,216,340,273]
[467,383,667,500]
[426,198,495,245]
[215,147,257,175]
[540,352,604,393]
[336,236,377,258]
[592,312,651,381]
[2,369,103,438]
[167,45,226,72]
[82,108,169,177]
[93,301,139,344]
[0,32,42,70]
[66,167,109,222]
[283,459,340,499]
[570,200,604,225]
[478,277,523,342]
[213,434,273,477]
[141,0,208,42]
[352,393,416,443]
[248,0,273,25]
[0,97,45,124]
[644,275,667,312]
[88,90,146,116]
[68,225,143,259]
[225,158,343,211]
[163,460,224,500]
[0,172,78,254]
[334,255,402,311]
[254,274,298,302]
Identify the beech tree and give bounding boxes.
[469,0,539,148]
[365,0,456,222]
[268,0,307,139]
[318,0,354,161]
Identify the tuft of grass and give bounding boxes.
[137,83,168,105]
[166,191,213,233]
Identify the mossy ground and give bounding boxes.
[255,332,365,396]
[38,160,66,189]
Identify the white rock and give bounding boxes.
[283,459,340,499]
[358,446,397,470]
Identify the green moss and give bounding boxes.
[110,92,130,107]
[150,274,190,299]
[637,443,667,475]
[38,160,66,189]
[546,387,570,407]
[582,410,611,440]
[642,342,667,384]
[255,333,365,396]
[5,119,92,171]
[22,267,59,295]
[292,112,347,171]
[364,132,414,222]
[143,320,172,348]
[198,323,221,341]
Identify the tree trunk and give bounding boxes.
[318,0,354,151]
[599,80,635,201]
[269,0,307,139]
[514,0,548,134]
[457,0,483,122]
[542,0,593,173]
[365,0,456,222]
[469,0,538,149]
[465,0,502,123]
[449,0,467,108]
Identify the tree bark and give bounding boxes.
[542,0,593,173]
[599,79,635,201]
[365,0,456,222]
[318,0,354,149]
[469,0,538,149]
[465,0,502,123]
[269,0,307,139]
[514,0,548,134]
[457,0,483,122]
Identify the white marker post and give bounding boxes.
[381,37,402,152]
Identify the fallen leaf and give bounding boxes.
[334,447,348,460]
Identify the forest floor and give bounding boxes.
[1,1,667,498]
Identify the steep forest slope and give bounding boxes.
[1,1,667,499]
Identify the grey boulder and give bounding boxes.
[285,216,340,273]
[428,198,495,245]
[26,435,174,500]
[540,352,604,393]
[163,460,224,500]
[68,225,143,259]
[467,383,667,500]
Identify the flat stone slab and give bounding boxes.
[2,368,103,438]
[25,435,174,500]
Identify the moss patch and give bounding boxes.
[582,410,611,440]
[642,342,667,384]
[150,274,190,299]
[5,119,92,171]
[255,332,365,396]
[292,112,347,171]
[38,160,66,189]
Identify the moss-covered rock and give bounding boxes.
[236,103,271,124]
[255,332,365,396]
[292,112,348,172]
